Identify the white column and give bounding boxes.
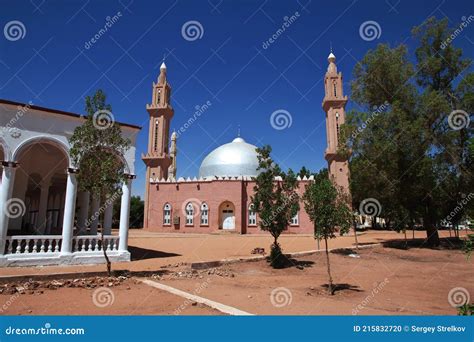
[0,164,17,255]
[103,197,113,235]
[37,179,50,234]
[77,191,90,235]
[90,195,100,235]
[118,179,132,252]
[60,170,77,255]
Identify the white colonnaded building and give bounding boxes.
[0,99,140,266]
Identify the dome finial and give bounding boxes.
[237,124,241,137]
[160,53,167,70]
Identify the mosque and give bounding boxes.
[143,51,350,234]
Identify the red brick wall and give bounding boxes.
[146,179,314,235]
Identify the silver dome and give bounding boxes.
[199,137,259,178]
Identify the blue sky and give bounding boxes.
[1,0,473,198]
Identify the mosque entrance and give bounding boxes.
[219,201,235,230]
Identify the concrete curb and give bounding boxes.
[0,270,129,283]
[0,243,382,281]
[138,278,253,316]
[190,243,381,270]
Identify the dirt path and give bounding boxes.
[0,278,222,315]
[156,245,474,315]
[0,230,465,279]
[2,243,472,315]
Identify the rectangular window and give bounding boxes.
[164,210,171,225]
[201,210,208,225]
[291,213,299,226]
[248,207,257,226]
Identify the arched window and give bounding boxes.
[200,203,209,225]
[163,203,171,225]
[291,212,299,226]
[185,202,194,225]
[248,204,257,226]
[157,89,161,104]
[333,82,337,97]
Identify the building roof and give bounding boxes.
[199,136,260,179]
[0,98,142,130]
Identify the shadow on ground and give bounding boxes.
[382,237,465,250]
[321,283,363,294]
[128,246,181,261]
[270,256,315,269]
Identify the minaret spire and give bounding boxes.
[158,60,167,84]
[143,62,174,228]
[322,49,350,197]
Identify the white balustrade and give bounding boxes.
[4,235,119,255]
[4,235,62,255]
[72,235,120,253]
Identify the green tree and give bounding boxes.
[251,145,299,268]
[303,178,352,295]
[129,196,144,228]
[69,89,131,274]
[298,166,311,178]
[341,17,473,246]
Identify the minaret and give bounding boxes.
[322,51,350,195]
[142,61,174,228]
[168,131,177,180]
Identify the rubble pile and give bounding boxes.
[0,275,129,295]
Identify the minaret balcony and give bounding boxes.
[142,152,169,160]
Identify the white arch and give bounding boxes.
[12,136,72,167]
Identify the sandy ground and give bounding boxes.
[0,278,222,315]
[156,243,473,315]
[0,229,466,278]
[1,240,472,315]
